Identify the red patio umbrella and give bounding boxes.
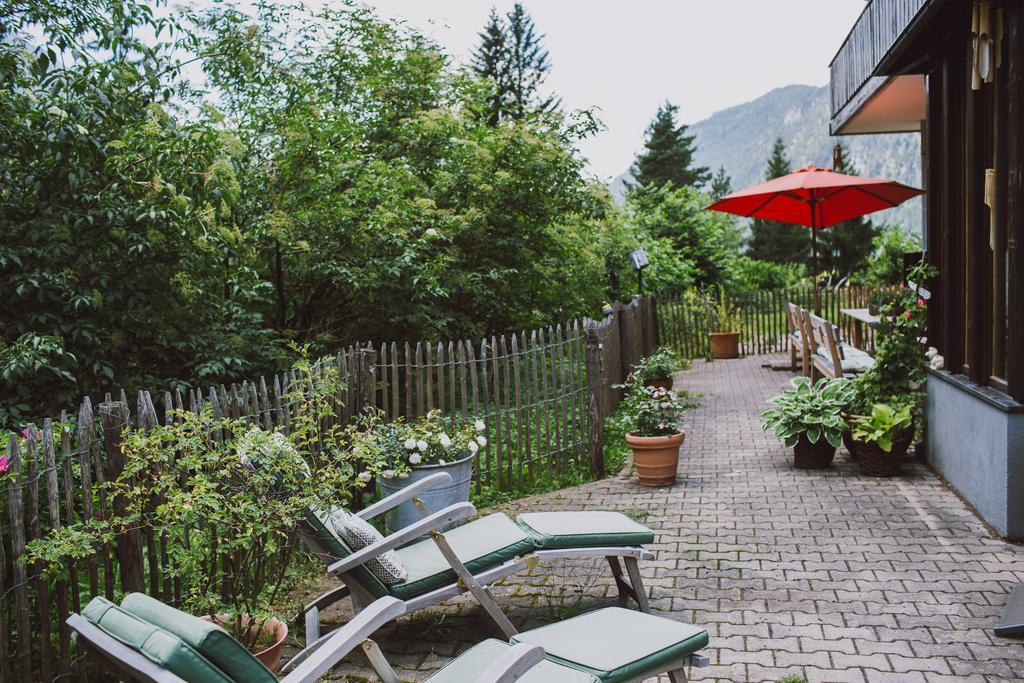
[707,165,925,313]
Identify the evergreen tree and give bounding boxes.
[504,3,559,118]
[710,166,732,200]
[471,9,509,126]
[746,138,809,265]
[472,4,558,124]
[820,143,879,277]
[630,102,710,191]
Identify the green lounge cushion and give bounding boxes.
[511,607,708,683]
[390,512,535,599]
[120,593,275,683]
[424,639,598,683]
[81,597,232,683]
[515,511,654,549]
[305,507,389,598]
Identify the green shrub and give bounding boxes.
[761,377,855,449]
[631,347,690,383]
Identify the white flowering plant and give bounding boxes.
[613,379,700,437]
[348,409,485,480]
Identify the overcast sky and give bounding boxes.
[358,0,869,180]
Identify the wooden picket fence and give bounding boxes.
[657,285,885,358]
[0,295,657,682]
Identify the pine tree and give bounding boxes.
[820,143,879,278]
[630,102,710,191]
[471,4,558,124]
[710,166,732,200]
[746,138,809,265]
[471,9,510,125]
[504,3,559,119]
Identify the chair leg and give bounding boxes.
[429,531,519,638]
[667,667,689,683]
[622,557,651,613]
[606,557,632,606]
[790,344,797,371]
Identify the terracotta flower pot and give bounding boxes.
[625,431,685,487]
[644,378,673,391]
[793,434,836,469]
[708,331,740,359]
[853,434,912,478]
[201,614,288,673]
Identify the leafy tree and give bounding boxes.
[746,138,809,265]
[630,102,709,191]
[710,166,732,200]
[1,0,280,422]
[819,143,879,278]
[861,224,922,286]
[628,185,741,288]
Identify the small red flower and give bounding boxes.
[899,282,905,289]
[904,310,912,319]
[0,455,8,473]
[917,298,925,307]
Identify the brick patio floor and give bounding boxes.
[315,354,1024,682]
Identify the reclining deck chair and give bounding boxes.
[69,593,711,683]
[299,472,657,648]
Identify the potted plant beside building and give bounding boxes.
[761,377,855,469]
[631,346,690,390]
[849,403,914,477]
[619,379,700,486]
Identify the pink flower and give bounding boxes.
[0,456,8,473]
[899,282,905,289]
[917,298,925,307]
[904,310,912,319]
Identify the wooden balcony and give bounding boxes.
[829,0,930,131]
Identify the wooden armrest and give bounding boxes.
[475,643,547,683]
[280,597,406,682]
[357,472,453,520]
[326,502,476,576]
[66,614,187,683]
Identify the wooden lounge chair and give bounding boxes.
[802,310,874,380]
[299,472,657,648]
[69,593,711,683]
[786,302,809,375]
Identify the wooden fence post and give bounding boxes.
[98,400,145,594]
[584,327,605,477]
[359,347,378,415]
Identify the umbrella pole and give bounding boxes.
[812,227,820,315]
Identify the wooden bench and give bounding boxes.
[801,310,874,380]
[786,302,810,376]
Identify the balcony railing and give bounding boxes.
[829,0,929,118]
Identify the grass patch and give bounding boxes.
[470,408,632,509]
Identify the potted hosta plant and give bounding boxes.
[631,346,690,390]
[761,377,855,469]
[696,286,742,359]
[618,379,700,486]
[361,409,485,532]
[849,402,914,477]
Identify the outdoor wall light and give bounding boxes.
[628,247,649,294]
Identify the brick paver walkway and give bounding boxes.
[315,355,1024,682]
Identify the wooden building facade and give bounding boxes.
[831,0,1024,537]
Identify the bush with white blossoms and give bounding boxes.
[347,409,485,480]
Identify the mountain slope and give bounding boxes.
[610,84,922,234]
